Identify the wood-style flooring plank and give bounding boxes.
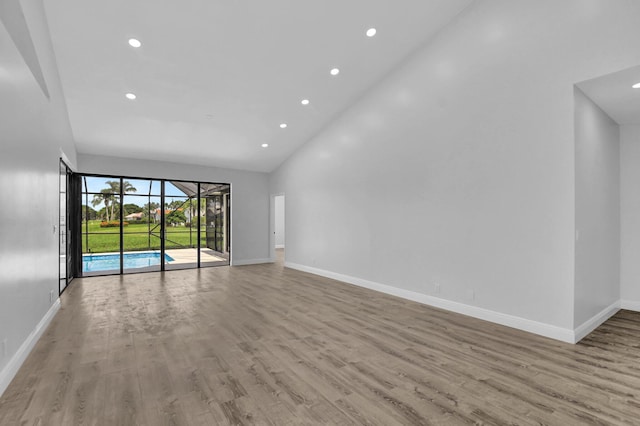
[1,250,640,425]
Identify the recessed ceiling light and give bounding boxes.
[280,123,287,129]
[261,143,269,148]
[633,82,640,89]
[366,28,377,37]
[128,38,141,48]
[125,93,136,100]
[205,114,213,119]
[301,99,310,105]
[330,68,340,76]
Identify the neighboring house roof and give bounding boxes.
[125,212,144,219]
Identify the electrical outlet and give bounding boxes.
[434,283,441,293]
[2,339,7,358]
[469,290,475,301]
[49,290,55,303]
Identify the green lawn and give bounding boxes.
[82,220,205,253]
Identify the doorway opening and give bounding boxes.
[272,194,285,264]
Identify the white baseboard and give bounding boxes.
[232,258,272,266]
[621,300,640,311]
[285,262,575,344]
[0,298,60,397]
[573,301,621,343]
[275,244,285,249]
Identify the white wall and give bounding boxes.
[275,195,285,248]
[0,0,76,394]
[621,125,640,308]
[573,87,620,327]
[77,154,270,264]
[270,0,640,337]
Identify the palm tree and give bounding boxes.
[92,180,137,221]
[120,180,137,193]
[91,190,114,221]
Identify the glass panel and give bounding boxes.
[122,194,149,225]
[122,194,161,273]
[121,179,159,195]
[200,184,230,267]
[84,176,120,223]
[83,176,117,194]
[81,175,122,275]
[200,212,207,249]
[164,182,198,270]
[82,233,121,276]
[123,235,162,273]
[83,229,120,253]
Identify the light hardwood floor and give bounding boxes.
[1,251,639,425]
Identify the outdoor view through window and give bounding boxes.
[81,175,230,275]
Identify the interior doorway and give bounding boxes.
[271,193,285,263]
[275,195,285,249]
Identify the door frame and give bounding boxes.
[269,192,285,262]
[59,159,70,295]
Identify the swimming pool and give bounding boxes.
[83,252,174,272]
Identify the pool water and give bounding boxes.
[83,252,174,272]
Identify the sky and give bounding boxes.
[82,176,189,209]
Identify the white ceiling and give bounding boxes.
[44,0,472,173]
[577,65,640,125]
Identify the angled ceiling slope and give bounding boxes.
[577,64,640,125]
[0,0,49,98]
[44,0,472,173]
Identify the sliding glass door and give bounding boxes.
[81,176,122,275]
[163,181,198,270]
[80,174,230,276]
[201,183,231,267]
[122,179,162,274]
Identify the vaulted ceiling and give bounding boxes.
[44,0,473,172]
[577,65,640,125]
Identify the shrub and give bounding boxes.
[99,221,129,228]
